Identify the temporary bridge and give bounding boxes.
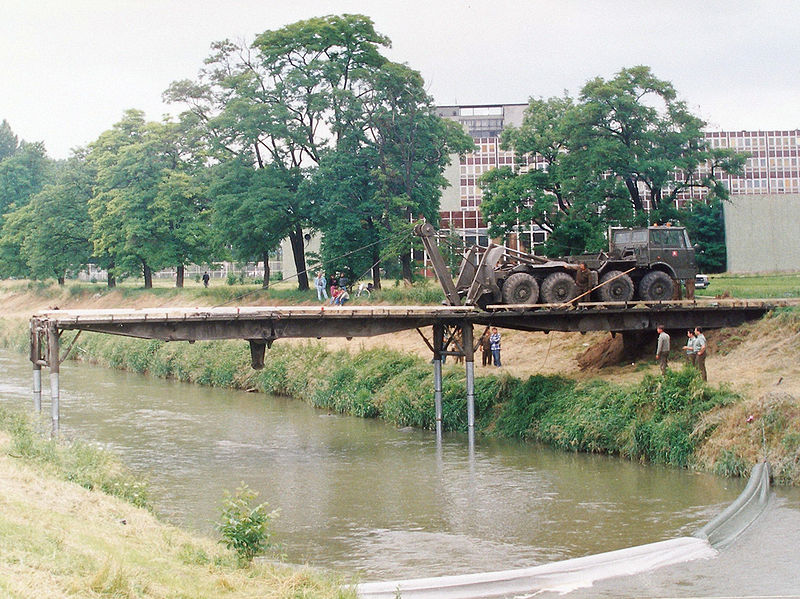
[28,298,796,434]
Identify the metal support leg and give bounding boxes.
[33,364,42,412]
[462,322,475,433]
[433,323,444,439]
[47,325,60,435]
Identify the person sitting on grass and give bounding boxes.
[334,288,350,305]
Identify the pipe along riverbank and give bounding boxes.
[357,462,772,599]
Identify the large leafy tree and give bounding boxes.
[0,140,52,216]
[0,152,92,283]
[481,66,745,254]
[165,14,392,291]
[568,65,745,213]
[88,111,212,288]
[210,159,294,288]
[360,62,474,282]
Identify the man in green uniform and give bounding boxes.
[656,324,670,375]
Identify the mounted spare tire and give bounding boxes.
[502,272,540,305]
[638,270,674,301]
[540,271,578,304]
[598,270,635,302]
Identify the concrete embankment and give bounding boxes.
[357,462,773,599]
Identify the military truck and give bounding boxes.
[414,222,697,309]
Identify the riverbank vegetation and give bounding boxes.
[0,408,354,597]
[3,302,798,485]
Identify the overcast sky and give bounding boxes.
[2,0,798,159]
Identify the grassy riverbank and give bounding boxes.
[0,409,353,598]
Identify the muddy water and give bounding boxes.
[2,348,796,589]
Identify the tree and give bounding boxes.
[88,111,210,288]
[165,14,393,291]
[0,119,19,161]
[0,202,34,278]
[359,62,474,282]
[481,66,745,254]
[682,199,727,273]
[568,65,745,213]
[210,159,293,288]
[480,94,616,252]
[312,146,383,285]
[0,140,52,216]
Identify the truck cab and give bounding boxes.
[609,226,697,281]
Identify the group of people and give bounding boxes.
[655,324,708,381]
[314,270,363,306]
[479,327,502,367]
[314,271,350,305]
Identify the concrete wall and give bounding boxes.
[440,157,462,211]
[724,193,800,272]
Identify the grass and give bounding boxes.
[695,271,800,299]
[0,408,355,598]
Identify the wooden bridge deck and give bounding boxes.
[30,298,798,341]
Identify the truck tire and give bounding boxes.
[502,272,540,305]
[598,270,634,302]
[638,270,674,301]
[541,271,578,304]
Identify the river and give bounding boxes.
[2,349,799,595]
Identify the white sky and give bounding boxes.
[2,0,798,159]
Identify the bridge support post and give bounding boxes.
[463,322,475,433]
[33,364,42,412]
[432,323,444,438]
[30,324,42,412]
[46,324,60,435]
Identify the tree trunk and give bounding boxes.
[288,226,309,291]
[107,262,116,288]
[143,262,152,289]
[176,265,184,288]
[262,251,270,289]
[624,177,645,212]
[400,252,413,286]
[57,274,65,286]
[371,246,382,290]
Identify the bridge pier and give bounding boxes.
[47,324,60,435]
[432,323,444,438]
[463,322,475,434]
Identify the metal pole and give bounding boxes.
[462,322,475,432]
[33,364,42,412]
[433,323,444,438]
[47,324,60,435]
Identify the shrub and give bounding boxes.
[217,483,278,563]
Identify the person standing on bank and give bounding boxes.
[694,326,708,381]
[202,271,210,288]
[314,271,328,301]
[489,327,502,367]
[656,324,670,375]
[682,329,697,366]
[480,327,492,367]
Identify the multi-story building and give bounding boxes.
[436,103,800,273]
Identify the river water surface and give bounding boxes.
[2,349,799,594]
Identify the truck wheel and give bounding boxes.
[638,271,674,301]
[598,271,634,302]
[502,273,540,305]
[541,271,578,304]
